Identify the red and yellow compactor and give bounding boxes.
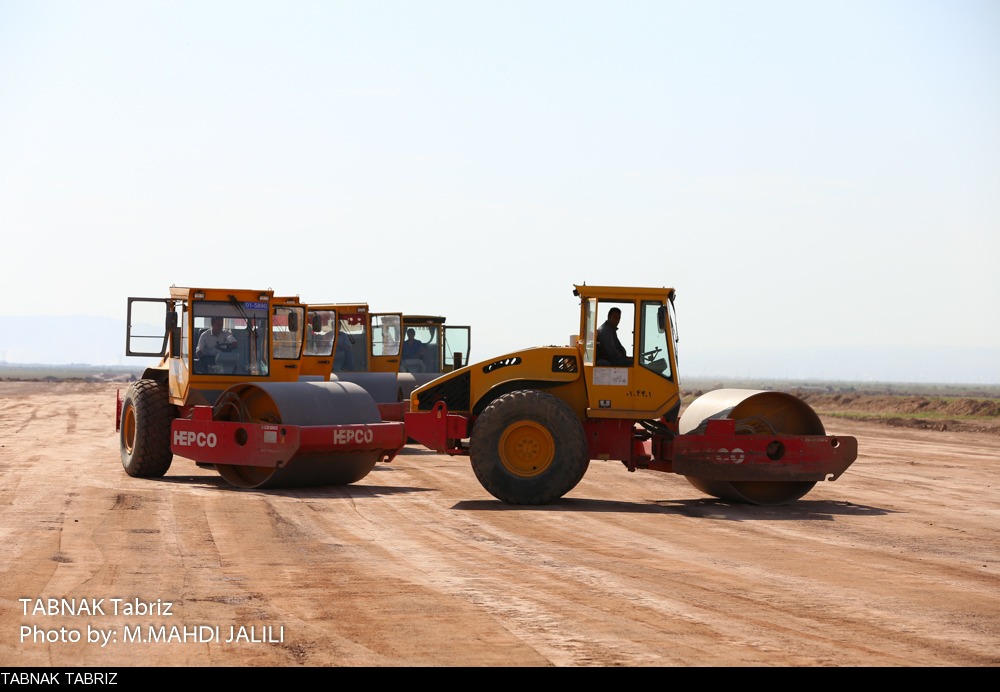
[403,284,859,505]
[118,284,858,506]
[117,287,406,489]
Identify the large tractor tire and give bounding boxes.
[120,379,175,478]
[212,381,384,490]
[678,389,823,505]
[469,389,589,505]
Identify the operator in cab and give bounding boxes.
[596,307,631,366]
[196,317,237,368]
[401,328,426,372]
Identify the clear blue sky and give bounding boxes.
[1,1,998,383]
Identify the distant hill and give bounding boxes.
[0,315,150,367]
[0,315,997,386]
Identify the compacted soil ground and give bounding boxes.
[0,381,997,667]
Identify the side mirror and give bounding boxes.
[657,306,666,333]
[288,311,299,333]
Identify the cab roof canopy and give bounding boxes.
[572,284,675,301]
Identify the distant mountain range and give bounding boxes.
[0,315,149,367]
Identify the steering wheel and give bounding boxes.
[641,346,662,363]
[218,342,236,352]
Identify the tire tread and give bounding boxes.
[470,389,589,504]
[120,379,174,478]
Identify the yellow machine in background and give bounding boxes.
[400,315,470,375]
[312,302,402,374]
[297,302,407,419]
[296,304,472,421]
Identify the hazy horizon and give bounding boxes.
[0,314,995,386]
[2,3,997,381]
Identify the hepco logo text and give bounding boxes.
[333,428,374,445]
[173,430,218,448]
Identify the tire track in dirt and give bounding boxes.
[3,382,999,667]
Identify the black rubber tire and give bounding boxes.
[469,390,589,505]
[120,379,174,478]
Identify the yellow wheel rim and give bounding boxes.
[498,421,555,478]
[122,405,137,455]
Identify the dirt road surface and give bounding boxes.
[1,381,997,667]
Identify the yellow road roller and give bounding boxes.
[404,284,858,506]
[117,287,405,489]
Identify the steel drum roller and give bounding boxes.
[395,372,442,399]
[212,381,383,489]
[334,371,441,404]
[330,372,402,405]
[679,389,826,505]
